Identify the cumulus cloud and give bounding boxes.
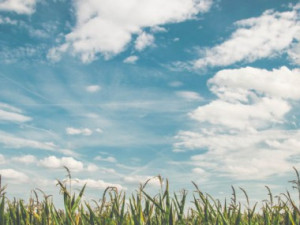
[175,66,300,180]
[135,32,155,51]
[86,85,101,93]
[0,169,28,183]
[66,127,93,136]
[123,175,161,187]
[192,167,207,175]
[0,16,17,25]
[49,0,213,62]
[73,178,124,190]
[191,167,210,182]
[0,103,31,123]
[176,130,300,179]
[151,26,167,33]
[208,66,300,101]
[190,67,300,131]
[86,164,98,172]
[190,98,290,131]
[193,7,300,68]
[47,43,69,62]
[0,0,36,14]
[123,55,139,64]
[39,156,84,172]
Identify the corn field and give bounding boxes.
[0,167,300,225]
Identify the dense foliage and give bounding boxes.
[0,167,300,225]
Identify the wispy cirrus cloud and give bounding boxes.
[176,91,203,101]
[12,155,37,164]
[94,155,117,163]
[0,102,31,122]
[0,131,56,150]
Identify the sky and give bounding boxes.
[0,0,300,206]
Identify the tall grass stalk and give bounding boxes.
[0,168,299,224]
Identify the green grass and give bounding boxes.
[0,167,300,225]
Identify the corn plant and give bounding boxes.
[0,168,299,224]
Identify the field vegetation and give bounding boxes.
[0,167,300,225]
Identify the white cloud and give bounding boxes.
[50,0,213,62]
[0,169,28,183]
[95,128,103,133]
[176,91,203,101]
[190,67,300,131]
[192,167,207,175]
[39,156,84,172]
[0,154,5,164]
[60,149,79,157]
[176,130,300,180]
[209,67,300,101]
[151,26,167,33]
[0,103,31,123]
[32,178,54,188]
[191,167,210,182]
[190,98,290,131]
[86,164,98,172]
[73,178,124,190]
[123,175,161,187]
[175,66,300,180]
[12,155,36,164]
[194,8,300,68]
[123,55,139,64]
[86,85,101,93]
[86,113,100,119]
[0,16,17,25]
[66,127,93,136]
[0,109,31,122]
[0,103,22,113]
[135,32,155,51]
[169,81,183,87]
[0,46,42,64]
[95,155,117,163]
[101,167,117,174]
[288,40,300,65]
[47,43,69,62]
[0,0,36,14]
[0,131,56,150]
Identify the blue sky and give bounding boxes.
[0,0,300,205]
